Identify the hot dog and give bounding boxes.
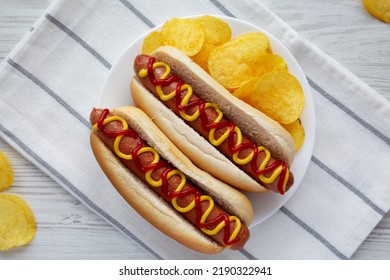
[130,46,295,194]
[89,106,253,253]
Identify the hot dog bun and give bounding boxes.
[90,106,253,254]
[131,46,294,193]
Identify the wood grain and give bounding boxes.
[0,0,389,259]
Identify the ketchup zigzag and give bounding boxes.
[138,57,290,194]
[93,109,241,246]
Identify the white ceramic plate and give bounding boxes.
[97,15,315,228]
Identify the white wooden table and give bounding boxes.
[1,0,389,259]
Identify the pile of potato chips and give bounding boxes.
[142,15,305,151]
[0,151,36,251]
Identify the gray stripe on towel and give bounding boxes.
[45,13,112,70]
[312,156,385,216]
[239,248,257,260]
[308,78,390,146]
[7,58,90,129]
[118,0,155,28]
[280,207,348,259]
[209,0,236,17]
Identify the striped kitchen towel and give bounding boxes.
[1,0,389,259]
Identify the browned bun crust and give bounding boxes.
[130,46,294,193]
[90,106,253,254]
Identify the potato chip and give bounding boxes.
[233,71,304,124]
[142,31,163,54]
[0,194,36,251]
[208,32,272,91]
[161,18,205,56]
[191,15,232,72]
[191,42,216,72]
[0,151,13,192]
[363,0,390,22]
[195,15,231,46]
[282,119,305,151]
[255,54,288,77]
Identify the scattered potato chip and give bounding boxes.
[208,32,272,91]
[282,119,305,151]
[363,0,390,22]
[0,194,36,251]
[233,71,304,124]
[142,31,163,54]
[0,151,13,192]
[161,18,205,56]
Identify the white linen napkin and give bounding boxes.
[1,0,389,259]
